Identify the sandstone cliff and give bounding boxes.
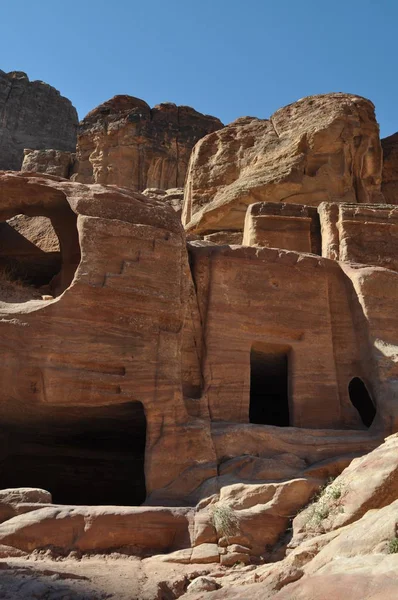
[72,95,223,190]
[0,71,78,170]
[381,132,398,204]
[183,93,384,234]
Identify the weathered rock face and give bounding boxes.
[183,93,384,234]
[0,171,216,507]
[381,132,398,204]
[21,148,75,178]
[142,187,184,217]
[72,95,223,191]
[319,202,398,270]
[0,71,78,171]
[243,202,321,253]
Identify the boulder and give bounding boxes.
[191,543,220,564]
[187,576,220,593]
[183,93,383,234]
[72,95,222,191]
[0,505,193,553]
[0,71,78,170]
[22,148,75,178]
[292,433,398,540]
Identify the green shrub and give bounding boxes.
[388,537,398,554]
[210,503,238,538]
[304,479,345,530]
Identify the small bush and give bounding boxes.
[388,537,398,554]
[304,479,346,530]
[210,503,238,539]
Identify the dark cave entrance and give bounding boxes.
[249,343,290,426]
[0,402,147,505]
[348,377,376,428]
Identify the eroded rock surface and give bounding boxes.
[21,148,75,178]
[183,93,384,234]
[0,71,78,170]
[72,95,223,190]
[381,132,398,204]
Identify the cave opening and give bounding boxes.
[0,209,80,302]
[348,377,376,428]
[249,343,290,426]
[0,401,147,506]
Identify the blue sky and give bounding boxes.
[1,0,397,137]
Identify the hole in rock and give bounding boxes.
[0,211,80,302]
[348,377,376,428]
[249,343,291,426]
[0,402,147,505]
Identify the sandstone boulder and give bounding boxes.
[292,433,398,540]
[187,576,220,593]
[22,148,75,178]
[0,505,193,553]
[72,95,222,190]
[183,93,383,234]
[0,71,78,170]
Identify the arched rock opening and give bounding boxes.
[0,401,147,505]
[0,192,80,301]
[249,343,291,426]
[348,377,376,428]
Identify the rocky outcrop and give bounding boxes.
[72,95,223,191]
[0,71,78,170]
[142,187,184,217]
[184,435,398,599]
[183,93,384,234]
[22,148,75,178]
[381,132,398,204]
[0,171,216,506]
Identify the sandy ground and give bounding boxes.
[0,554,214,600]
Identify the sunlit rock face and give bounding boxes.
[72,95,223,191]
[0,71,78,171]
[183,93,384,235]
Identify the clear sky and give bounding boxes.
[1,0,397,137]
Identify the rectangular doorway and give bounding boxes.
[249,343,291,426]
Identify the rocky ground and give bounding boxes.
[1,435,398,599]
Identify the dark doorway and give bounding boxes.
[0,402,146,505]
[249,343,290,426]
[348,377,376,428]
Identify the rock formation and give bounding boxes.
[0,71,78,170]
[183,93,384,235]
[0,88,397,599]
[72,95,223,190]
[21,148,75,178]
[381,131,398,204]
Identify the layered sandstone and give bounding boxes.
[0,171,216,506]
[72,96,223,190]
[381,132,398,204]
[0,71,78,170]
[183,93,384,234]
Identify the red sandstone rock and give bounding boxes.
[183,93,384,235]
[72,95,223,191]
[381,132,398,204]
